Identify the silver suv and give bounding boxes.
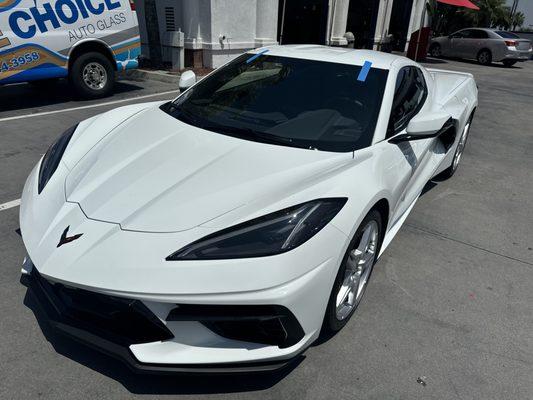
[430,28,532,67]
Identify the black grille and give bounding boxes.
[30,269,173,345]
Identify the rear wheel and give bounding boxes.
[70,52,115,99]
[503,60,517,67]
[429,43,442,58]
[477,49,492,66]
[322,210,382,333]
[436,115,472,180]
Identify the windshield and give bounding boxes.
[495,31,519,39]
[162,54,388,152]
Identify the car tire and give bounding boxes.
[429,43,442,58]
[322,209,383,334]
[502,60,517,67]
[436,115,473,180]
[70,52,115,99]
[477,49,492,66]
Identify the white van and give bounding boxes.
[0,0,140,98]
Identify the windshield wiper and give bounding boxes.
[163,104,311,149]
[200,123,311,149]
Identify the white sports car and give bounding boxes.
[20,45,477,373]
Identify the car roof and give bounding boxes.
[460,27,495,32]
[247,45,405,70]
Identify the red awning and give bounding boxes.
[437,0,480,10]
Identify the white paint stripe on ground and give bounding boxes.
[0,90,178,123]
[0,198,21,211]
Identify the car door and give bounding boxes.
[445,30,466,57]
[462,29,489,60]
[455,29,478,58]
[380,66,433,225]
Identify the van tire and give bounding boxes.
[70,52,114,99]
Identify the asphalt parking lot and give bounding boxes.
[1,59,532,399]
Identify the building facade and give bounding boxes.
[137,0,428,69]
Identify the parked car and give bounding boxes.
[20,46,478,372]
[429,28,532,67]
[0,0,140,98]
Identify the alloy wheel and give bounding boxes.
[478,51,490,65]
[452,121,470,171]
[335,220,379,320]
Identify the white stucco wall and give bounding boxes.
[149,0,278,68]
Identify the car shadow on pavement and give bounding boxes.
[0,79,145,113]
[22,288,303,395]
[421,57,449,64]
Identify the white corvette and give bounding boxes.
[20,46,477,373]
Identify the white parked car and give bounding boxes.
[20,45,478,373]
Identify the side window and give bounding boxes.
[387,67,427,138]
[461,30,474,39]
[471,30,489,39]
[450,31,464,39]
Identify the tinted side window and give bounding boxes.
[495,31,519,39]
[470,30,489,39]
[387,67,427,138]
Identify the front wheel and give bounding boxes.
[322,210,382,333]
[70,52,115,99]
[477,49,492,66]
[429,43,442,58]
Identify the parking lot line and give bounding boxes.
[0,199,21,212]
[0,90,178,123]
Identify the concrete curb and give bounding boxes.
[120,69,181,84]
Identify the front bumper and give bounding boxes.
[20,158,350,371]
[24,265,309,373]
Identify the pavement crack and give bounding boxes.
[404,223,533,267]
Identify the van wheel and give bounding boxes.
[70,52,114,99]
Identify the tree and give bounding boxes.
[511,11,525,30]
[464,0,510,28]
[429,0,518,34]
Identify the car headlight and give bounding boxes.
[167,198,347,260]
[38,124,78,193]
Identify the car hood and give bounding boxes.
[65,106,352,233]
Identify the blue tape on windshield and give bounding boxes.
[246,49,269,64]
[357,61,372,82]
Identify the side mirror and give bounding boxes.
[389,111,453,144]
[179,70,196,91]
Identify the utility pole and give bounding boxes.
[144,0,163,67]
[510,0,519,20]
